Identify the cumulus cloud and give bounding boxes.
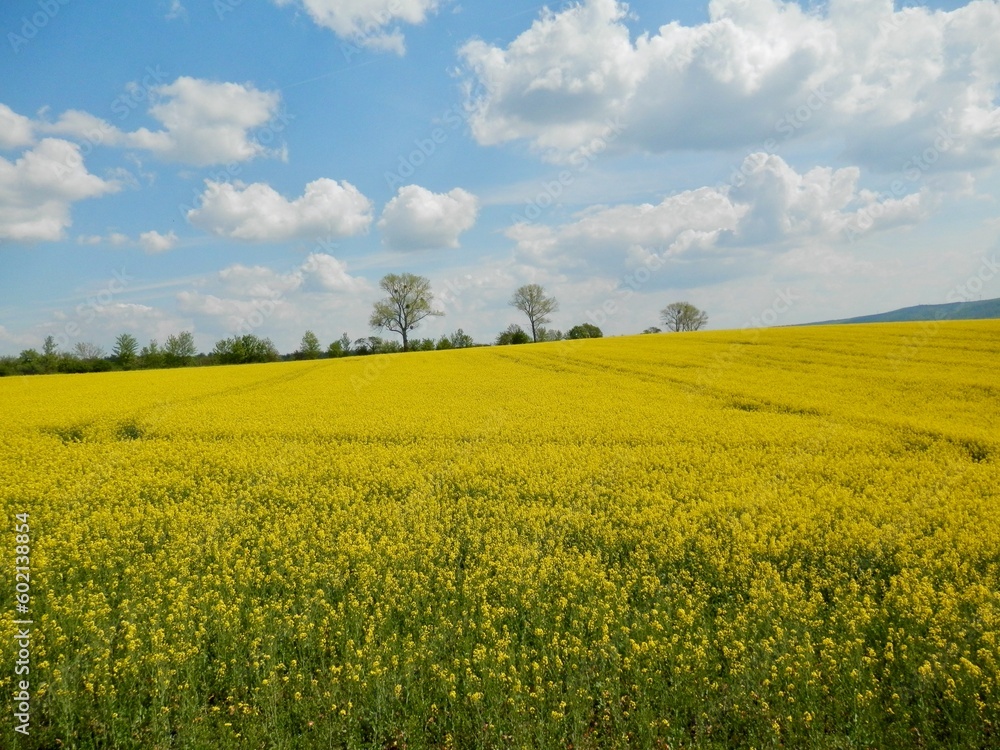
[36,110,123,145]
[507,153,932,270]
[460,0,1000,169]
[187,178,373,242]
[177,253,368,336]
[0,104,34,149]
[4,76,285,167]
[217,264,304,299]
[301,252,369,292]
[272,0,441,54]
[126,77,285,166]
[0,139,120,242]
[139,230,178,254]
[378,185,479,250]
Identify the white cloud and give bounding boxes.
[177,253,369,338]
[0,105,34,149]
[506,153,932,271]
[6,77,284,167]
[166,0,187,21]
[36,110,123,145]
[177,291,296,331]
[301,253,370,292]
[74,230,177,251]
[0,139,120,242]
[187,178,373,242]
[216,264,304,299]
[273,0,441,54]
[139,230,178,254]
[126,77,284,166]
[378,185,479,250]
[216,255,368,297]
[0,325,35,348]
[460,0,1000,169]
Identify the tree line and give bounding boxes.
[0,274,706,377]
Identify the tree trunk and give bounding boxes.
[402,330,408,352]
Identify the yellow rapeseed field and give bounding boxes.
[1,321,998,749]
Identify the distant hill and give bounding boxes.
[807,297,1000,326]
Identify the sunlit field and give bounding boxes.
[2,321,999,749]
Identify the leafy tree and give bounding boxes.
[139,339,164,369]
[42,335,58,373]
[328,333,352,358]
[383,340,403,354]
[412,338,436,352]
[213,335,279,365]
[567,323,603,339]
[435,335,453,350]
[510,284,559,343]
[369,273,443,352]
[496,324,531,346]
[0,356,17,377]
[17,349,43,375]
[164,331,196,366]
[660,302,708,332]
[537,327,563,342]
[449,328,474,348]
[299,330,322,360]
[113,333,139,368]
[642,326,662,334]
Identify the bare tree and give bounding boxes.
[73,341,105,360]
[510,284,559,342]
[369,273,443,352]
[660,302,708,332]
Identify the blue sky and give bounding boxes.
[1,0,998,355]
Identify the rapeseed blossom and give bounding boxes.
[0,321,997,748]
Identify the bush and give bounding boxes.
[567,323,603,339]
[496,324,531,345]
[213,335,280,365]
